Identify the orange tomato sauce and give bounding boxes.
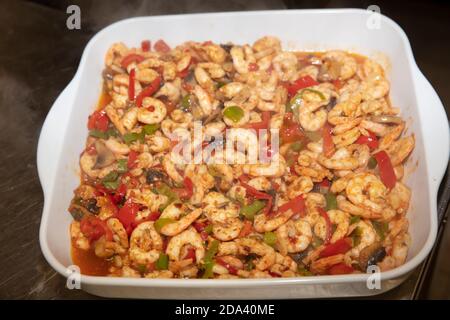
[71,241,111,276]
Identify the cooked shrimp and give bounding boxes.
[310,254,345,274]
[321,51,357,81]
[345,173,387,214]
[272,52,298,82]
[254,207,295,233]
[129,222,163,265]
[166,228,205,262]
[378,233,410,271]
[349,220,377,257]
[276,220,312,255]
[387,182,411,215]
[95,218,128,258]
[237,238,276,271]
[159,204,202,236]
[137,97,167,124]
[70,221,90,250]
[386,135,415,166]
[243,153,286,177]
[286,176,314,199]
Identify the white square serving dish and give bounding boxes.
[37,9,449,299]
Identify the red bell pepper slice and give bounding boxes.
[193,221,208,233]
[332,79,343,90]
[356,130,379,150]
[286,75,319,98]
[184,247,196,263]
[80,216,113,242]
[239,180,273,215]
[319,237,353,258]
[141,40,151,52]
[215,257,239,275]
[276,195,306,217]
[239,220,254,238]
[127,150,139,169]
[112,183,127,204]
[154,39,171,53]
[373,150,396,189]
[147,211,161,221]
[87,111,109,132]
[327,263,354,275]
[128,68,136,101]
[318,207,332,244]
[120,53,145,69]
[135,76,162,107]
[193,221,210,240]
[116,199,140,235]
[319,178,331,188]
[322,122,335,157]
[248,63,259,72]
[173,177,194,200]
[280,113,305,144]
[240,181,272,200]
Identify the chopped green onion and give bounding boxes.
[106,128,119,137]
[325,192,337,211]
[304,130,322,142]
[155,253,169,270]
[154,183,179,209]
[102,171,119,182]
[89,129,108,139]
[137,264,147,274]
[312,235,323,248]
[263,231,277,247]
[290,141,304,152]
[349,216,361,225]
[245,259,255,271]
[143,124,159,135]
[216,82,227,89]
[350,227,362,246]
[223,106,245,123]
[240,200,266,221]
[372,221,389,241]
[202,240,219,279]
[103,180,120,190]
[154,218,175,233]
[123,131,145,144]
[123,132,138,144]
[180,94,193,112]
[297,266,313,276]
[117,159,128,173]
[287,88,325,118]
[287,93,302,117]
[368,156,378,169]
[301,88,326,100]
[204,224,213,234]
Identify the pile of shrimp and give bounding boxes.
[69,37,414,279]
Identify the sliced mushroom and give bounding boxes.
[145,169,167,184]
[93,140,115,169]
[318,58,341,82]
[358,241,386,271]
[369,115,403,125]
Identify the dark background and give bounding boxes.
[0,0,449,299]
